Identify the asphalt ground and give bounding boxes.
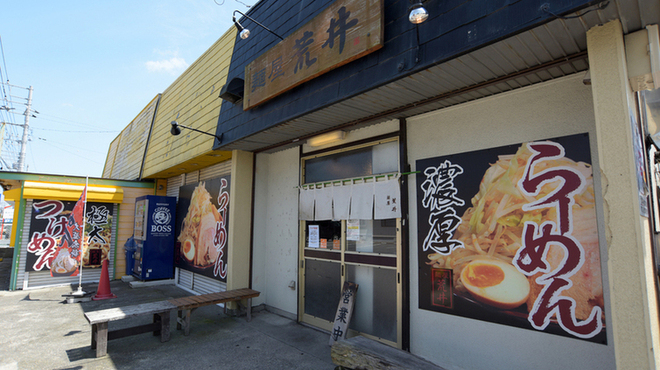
[0,250,336,370]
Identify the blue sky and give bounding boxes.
[0,0,254,178]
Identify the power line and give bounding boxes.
[31,127,119,133]
[34,113,109,130]
[0,35,9,100]
[0,81,34,172]
[35,136,108,155]
[37,139,104,164]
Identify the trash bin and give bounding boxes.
[124,236,137,276]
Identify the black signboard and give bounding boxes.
[174,176,230,282]
[26,200,113,272]
[416,133,606,344]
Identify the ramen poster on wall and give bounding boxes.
[26,200,113,272]
[416,133,606,344]
[174,176,230,282]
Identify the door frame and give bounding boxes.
[296,135,403,348]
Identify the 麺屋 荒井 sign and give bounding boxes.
[243,0,383,110]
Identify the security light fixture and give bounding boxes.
[170,121,223,142]
[232,10,284,41]
[409,2,429,24]
[234,18,251,40]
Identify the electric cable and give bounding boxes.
[31,126,119,134]
[541,1,610,20]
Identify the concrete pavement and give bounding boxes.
[0,255,336,370]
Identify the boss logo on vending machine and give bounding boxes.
[151,206,172,233]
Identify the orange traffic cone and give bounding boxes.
[92,259,117,300]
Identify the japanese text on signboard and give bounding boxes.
[27,200,113,271]
[243,0,383,110]
[415,134,605,344]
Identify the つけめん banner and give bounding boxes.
[174,176,230,282]
[26,199,113,273]
[416,133,605,344]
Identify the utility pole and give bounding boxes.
[17,86,32,172]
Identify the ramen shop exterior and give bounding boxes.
[209,0,660,368]
[98,0,660,368]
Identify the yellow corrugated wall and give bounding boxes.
[141,28,237,179]
[112,95,161,180]
[102,95,161,180]
[102,136,120,178]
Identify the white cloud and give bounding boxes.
[145,57,189,75]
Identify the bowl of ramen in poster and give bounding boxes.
[426,143,604,325]
[177,182,222,269]
[50,246,78,276]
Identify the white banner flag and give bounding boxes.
[374,179,401,219]
[299,187,315,220]
[349,182,374,220]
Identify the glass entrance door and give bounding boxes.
[301,220,342,325]
[300,218,401,346]
[298,137,402,347]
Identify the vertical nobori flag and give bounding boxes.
[49,185,87,277]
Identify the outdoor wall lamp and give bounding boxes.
[170,121,223,142]
[232,10,284,40]
[409,2,429,24]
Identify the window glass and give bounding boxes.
[372,140,398,174]
[346,219,396,255]
[304,140,398,184]
[304,259,341,321]
[305,220,341,249]
[305,147,372,183]
[346,264,397,342]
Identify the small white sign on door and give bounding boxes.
[308,225,320,248]
[347,220,360,241]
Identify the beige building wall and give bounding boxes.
[104,29,237,183]
[407,73,615,369]
[226,150,253,292]
[252,147,300,314]
[587,19,659,369]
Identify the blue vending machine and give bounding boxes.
[132,195,176,280]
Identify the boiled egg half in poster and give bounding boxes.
[183,239,195,262]
[460,259,530,310]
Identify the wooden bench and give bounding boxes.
[84,301,176,358]
[83,288,260,357]
[167,288,260,336]
[331,336,446,370]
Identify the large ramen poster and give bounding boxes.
[26,200,113,272]
[174,176,230,282]
[416,133,606,344]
